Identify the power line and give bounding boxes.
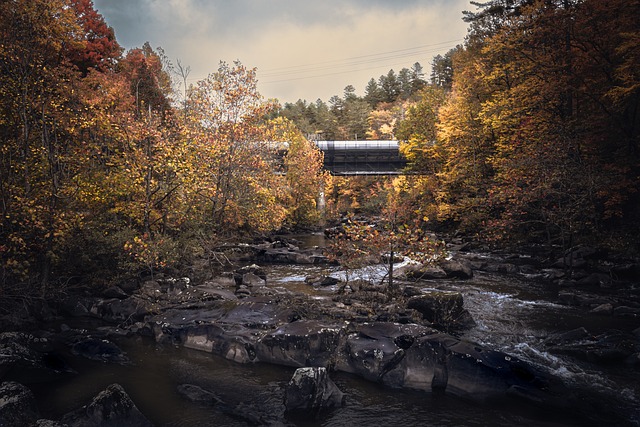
[185,39,463,84]
[259,39,462,76]
[259,41,462,85]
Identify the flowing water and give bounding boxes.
[32,233,640,426]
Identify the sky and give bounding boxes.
[92,0,472,104]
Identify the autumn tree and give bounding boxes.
[68,0,122,74]
[0,0,88,291]
[187,61,286,234]
[268,118,327,227]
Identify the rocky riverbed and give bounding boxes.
[1,236,639,426]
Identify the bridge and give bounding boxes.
[314,140,406,175]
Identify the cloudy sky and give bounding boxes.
[92,0,472,104]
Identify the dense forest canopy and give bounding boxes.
[0,0,326,303]
[1,0,638,309]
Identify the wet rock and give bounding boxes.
[543,327,591,346]
[284,367,344,415]
[483,263,520,274]
[70,337,129,364]
[94,296,153,324]
[241,272,266,288]
[336,322,429,385]
[235,285,252,298]
[0,381,40,427]
[176,384,222,406]
[406,291,475,331]
[546,329,640,364]
[333,322,565,406]
[256,321,344,368]
[35,420,68,427]
[610,263,640,281]
[61,383,152,427]
[590,303,614,315]
[305,275,340,287]
[553,246,599,269]
[0,332,71,383]
[234,264,267,283]
[613,306,640,317]
[438,259,473,279]
[577,273,611,287]
[221,300,300,329]
[396,264,448,280]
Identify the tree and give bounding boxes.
[186,61,286,233]
[379,69,401,103]
[364,78,384,107]
[0,0,86,289]
[272,118,327,227]
[326,208,444,298]
[430,48,460,90]
[68,0,122,74]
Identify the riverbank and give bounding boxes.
[1,233,639,426]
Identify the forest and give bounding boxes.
[1,0,639,311]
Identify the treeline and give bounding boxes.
[397,0,640,251]
[278,63,427,140]
[0,0,325,301]
[282,0,640,254]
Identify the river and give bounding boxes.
[31,233,640,426]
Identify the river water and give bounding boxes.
[32,233,640,426]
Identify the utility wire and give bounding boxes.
[186,39,463,84]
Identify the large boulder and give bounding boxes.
[256,321,344,368]
[0,332,72,384]
[61,383,152,427]
[284,367,344,415]
[70,337,129,364]
[0,381,40,427]
[438,259,474,279]
[406,291,475,331]
[545,329,640,364]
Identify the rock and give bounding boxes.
[543,327,591,346]
[438,259,473,279]
[613,306,640,317]
[94,297,153,324]
[305,275,339,287]
[577,273,611,287]
[61,383,152,427]
[284,367,344,415]
[70,337,129,364]
[590,303,614,315]
[235,285,251,298]
[333,322,567,407]
[176,384,222,406]
[241,272,266,288]
[102,286,129,300]
[256,321,344,368]
[157,277,191,293]
[395,264,448,280]
[546,329,640,364]
[553,246,599,268]
[35,420,68,427]
[610,263,640,281]
[234,264,267,283]
[0,381,40,427]
[406,291,475,330]
[0,332,72,383]
[483,263,520,274]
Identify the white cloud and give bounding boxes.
[93,0,470,103]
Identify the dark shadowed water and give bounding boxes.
[31,233,640,426]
